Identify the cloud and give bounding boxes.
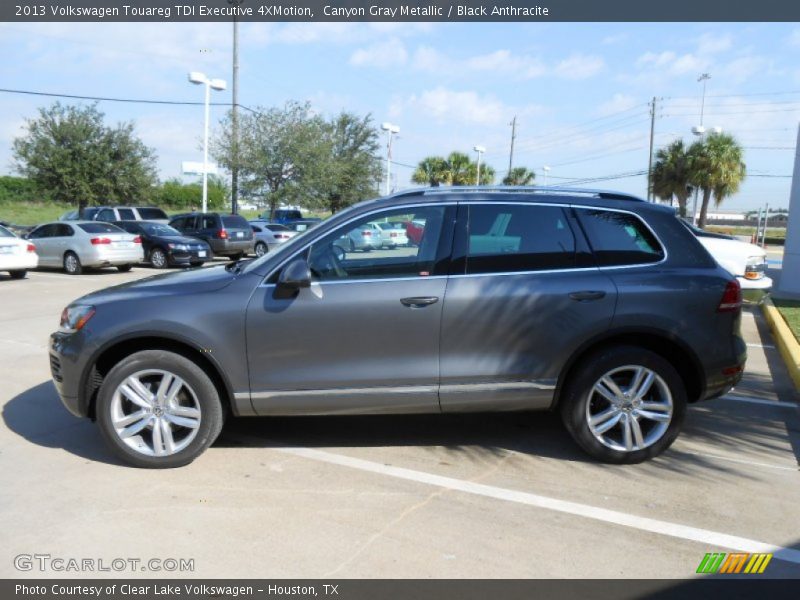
[411,46,452,72]
[465,49,547,79]
[601,33,628,45]
[349,38,408,68]
[554,53,606,79]
[787,28,800,47]
[636,50,707,76]
[394,86,545,126]
[696,33,733,55]
[596,94,639,116]
[720,55,769,84]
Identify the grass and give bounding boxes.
[773,299,800,342]
[706,225,786,239]
[0,201,73,225]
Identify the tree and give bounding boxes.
[213,101,327,219]
[446,151,474,185]
[412,156,449,187]
[466,162,496,185]
[156,177,228,211]
[502,167,535,186]
[314,112,382,213]
[688,133,746,228]
[12,102,158,210]
[650,140,693,217]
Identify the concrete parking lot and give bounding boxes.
[1,265,799,579]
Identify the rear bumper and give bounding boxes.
[208,239,254,256]
[84,246,144,267]
[0,254,38,271]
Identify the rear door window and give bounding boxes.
[117,208,136,220]
[202,216,217,230]
[137,208,168,220]
[464,204,577,274]
[576,209,664,266]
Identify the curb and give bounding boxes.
[761,297,800,391]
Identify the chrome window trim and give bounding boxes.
[259,200,668,287]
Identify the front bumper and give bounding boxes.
[738,275,772,305]
[49,330,94,418]
[169,247,210,265]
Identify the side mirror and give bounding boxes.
[278,258,311,290]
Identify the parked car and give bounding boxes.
[50,187,746,468]
[284,218,322,233]
[334,222,383,253]
[114,221,211,269]
[0,224,38,279]
[28,221,143,274]
[249,220,298,257]
[60,206,170,224]
[682,221,772,304]
[168,213,254,259]
[374,221,410,248]
[263,208,303,224]
[404,220,425,246]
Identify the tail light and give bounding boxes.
[362,230,372,237]
[216,229,228,239]
[717,279,742,313]
[90,237,112,245]
[390,232,398,238]
[26,243,36,253]
[132,236,142,244]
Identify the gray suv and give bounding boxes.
[49,188,746,468]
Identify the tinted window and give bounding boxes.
[142,223,180,236]
[169,217,186,230]
[222,215,249,229]
[266,223,291,232]
[577,209,664,266]
[116,222,141,234]
[465,204,576,274]
[306,206,448,282]
[137,208,168,220]
[56,224,74,237]
[117,208,136,220]
[78,223,124,234]
[0,225,13,238]
[251,225,262,233]
[96,209,116,222]
[28,225,53,239]
[202,216,218,229]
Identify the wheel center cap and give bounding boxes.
[153,406,164,417]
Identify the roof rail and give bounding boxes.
[388,185,645,203]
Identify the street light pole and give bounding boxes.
[543,165,551,187]
[691,73,711,225]
[381,122,399,195]
[189,72,226,213]
[473,145,486,185]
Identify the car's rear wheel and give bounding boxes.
[150,248,168,269]
[560,346,686,464]
[96,350,224,468]
[8,270,27,279]
[254,242,268,257]
[230,252,244,261]
[63,252,82,275]
[117,264,133,273]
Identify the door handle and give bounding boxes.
[400,296,439,308]
[569,290,607,302]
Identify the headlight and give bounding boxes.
[59,305,96,333]
[168,243,189,251]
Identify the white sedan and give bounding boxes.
[0,224,38,279]
[374,221,410,248]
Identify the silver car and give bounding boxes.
[335,222,383,253]
[27,221,144,274]
[249,221,298,257]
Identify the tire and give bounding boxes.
[150,248,168,269]
[63,252,82,275]
[8,270,27,279]
[254,242,268,257]
[117,264,133,273]
[190,261,204,268]
[230,252,244,261]
[559,345,686,464]
[96,350,224,469]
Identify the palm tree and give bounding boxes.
[446,151,473,185]
[650,140,692,217]
[688,133,746,228]
[467,163,496,185]
[411,156,449,187]
[502,167,536,186]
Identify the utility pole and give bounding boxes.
[508,115,517,175]
[229,0,242,214]
[647,97,656,201]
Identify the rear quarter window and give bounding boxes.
[222,216,250,229]
[576,209,664,267]
[137,208,168,220]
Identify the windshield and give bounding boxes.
[142,223,181,236]
[78,222,125,234]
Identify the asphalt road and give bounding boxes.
[0,264,799,579]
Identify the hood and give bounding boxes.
[73,264,235,305]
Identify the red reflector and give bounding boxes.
[717,279,742,312]
[722,365,744,376]
[90,237,112,245]
[26,243,36,253]
[133,236,142,244]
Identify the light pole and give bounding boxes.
[690,73,712,225]
[381,122,400,195]
[473,145,486,185]
[543,165,551,187]
[189,71,227,213]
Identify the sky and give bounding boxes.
[1,21,799,211]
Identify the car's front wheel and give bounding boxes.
[560,346,686,464]
[63,252,82,275]
[8,270,27,279]
[117,264,133,273]
[96,350,224,468]
[150,248,168,269]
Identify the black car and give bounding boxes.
[114,221,211,269]
[168,212,254,259]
